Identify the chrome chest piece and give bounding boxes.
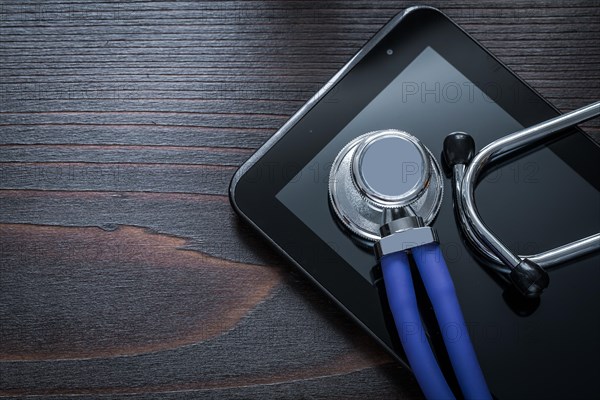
[328,129,443,241]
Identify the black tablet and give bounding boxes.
[230,6,600,399]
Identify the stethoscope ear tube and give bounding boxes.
[443,131,550,298]
[446,101,600,297]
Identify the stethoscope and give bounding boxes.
[327,101,599,400]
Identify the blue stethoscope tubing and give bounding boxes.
[382,243,492,400]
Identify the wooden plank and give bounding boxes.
[0,162,234,194]
[0,1,598,398]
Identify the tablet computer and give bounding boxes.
[229,6,600,399]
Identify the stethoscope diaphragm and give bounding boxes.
[328,129,443,241]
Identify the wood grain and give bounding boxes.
[0,1,598,398]
[0,223,282,361]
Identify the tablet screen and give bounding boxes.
[276,46,599,283]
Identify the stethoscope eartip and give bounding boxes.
[509,259,550,298]
[442,132,475,169]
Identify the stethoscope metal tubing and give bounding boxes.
[453,164,600,273]
[457,101,600,271]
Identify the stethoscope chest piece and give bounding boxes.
[328,129,494,400]
[329,129,443,241]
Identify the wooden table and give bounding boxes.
[1,1,598,398]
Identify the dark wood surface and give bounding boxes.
[1,1,598,398]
